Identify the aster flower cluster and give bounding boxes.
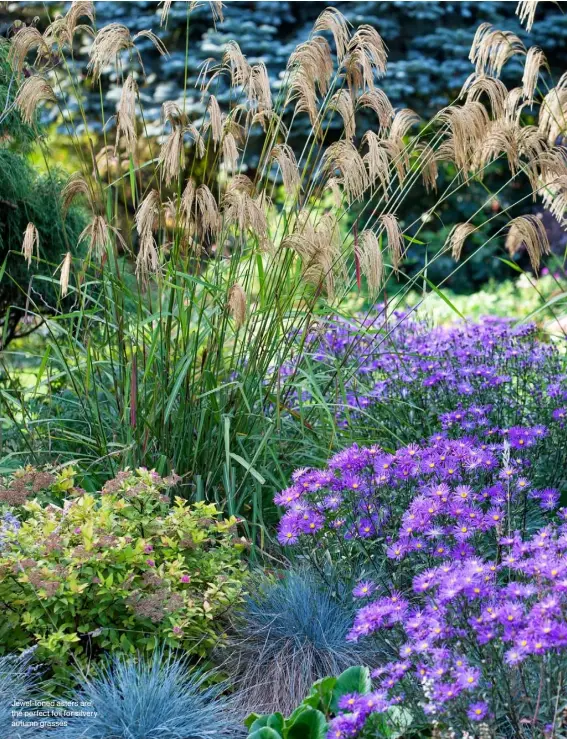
[274,312,567,458]
[276,428,559,556]
[334,521,567,736]
[277,430,567,734]
[0,510,20,550]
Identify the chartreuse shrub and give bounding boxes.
[58,649,243,739]
[0,467,247,685]
[245,666,411,739]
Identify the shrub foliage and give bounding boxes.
[0,467,247,682]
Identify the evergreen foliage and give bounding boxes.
[0,41,85,346]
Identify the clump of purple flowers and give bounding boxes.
[274,312,567,459]
[337,520,567,736]
[0,511,19,550]
[276,425,567,734]
[276,428,559,555]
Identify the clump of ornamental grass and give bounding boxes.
[58,649,244,739]
[224,569,376,716]
[4,0,567,526]
[0,654,41,739]
[275,429,567,736]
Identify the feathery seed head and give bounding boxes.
[159,127,185,185]
[522,46,547,103]
[329,89,356,141]
[222,132,239,172]
[313,8,351,62]
[516,0,539,33]
[446,223,476,261]
[195,184,220,240]
[21,223,39,268]
[288,36,333,98]
[14,75,57,125]
[228,284,247,328]
[66,1,95,36]
[223,41,250,89]
[62,173,95,215]
[357,88,394,131]
[59,252,72,297]
[271,144,301,194]
[379,213,403,273]
[358,229,384,295]
[88,24,133,81]
[8,26,49,74]
[135,190,161,280]
[461,74,508,119]
[116,74,138,154]
[469,23,525,78]
[324,140,369,203]
[79,215,123,262]
[505,214,550,272]
[343,25,387,94]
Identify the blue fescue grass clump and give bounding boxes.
[0,653,39,739]
[57,650,243,739]
[226,569,376,715]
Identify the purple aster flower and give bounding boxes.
[353,581,376,598]
[467,701,489,721]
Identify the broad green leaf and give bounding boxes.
[286,707,327,739]
[306,675,337,713]
[331,666,371,714]
[248,728,282,739]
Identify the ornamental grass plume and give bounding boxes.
[115,73,138,155]
[505,213,551,272]
[522,46,548,102]
[21,223,39,267]
[358,229,384,296]
[58,252,72,298]
[228,283,247,328]
[446,223,476,261]
[469,23,526,78]
[14,75,56,125]
[135,189,161,279]
[8,26,48,73]
[516,0,540,33]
